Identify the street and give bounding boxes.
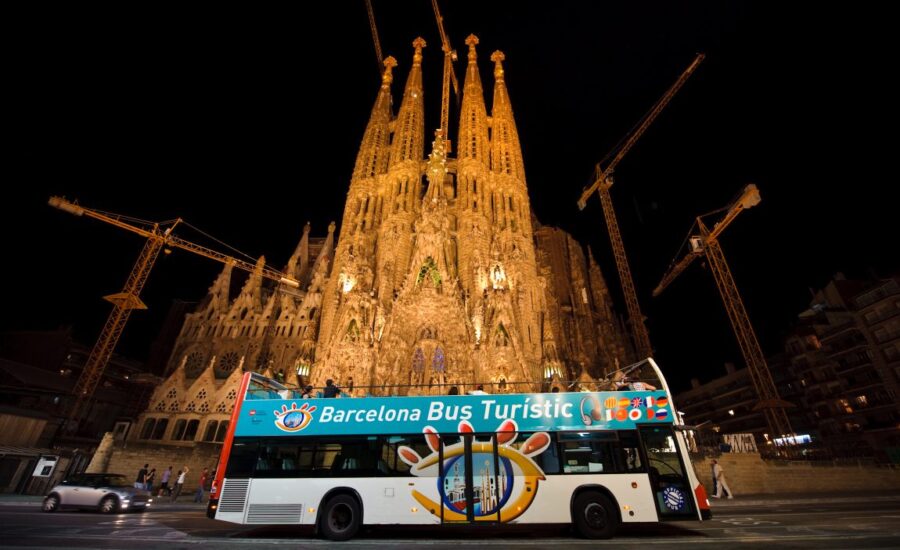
[0,494,898,548]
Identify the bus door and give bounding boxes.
[638,425,698,520]
[438,433,502,523]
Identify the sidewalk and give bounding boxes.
[0,492,209,510]
[708,489,900,508]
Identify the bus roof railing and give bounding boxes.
[244,358,672,400]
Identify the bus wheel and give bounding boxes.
[320,494,361,541]
[573,491,618,539]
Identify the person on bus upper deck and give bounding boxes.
[323,379,341,398]
[448,386,460,395]
[469,384,488,395]
[300,385,314,399]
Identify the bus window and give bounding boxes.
[380,435,432,476]
[225,440,258,478]
[511,433,560,474]
[559,432,616,473]
[557,431,645,474]
[328,438,379,476]
[617,431,644,473]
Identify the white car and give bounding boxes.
[43,473,152,513]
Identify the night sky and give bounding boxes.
[7,2,897,393]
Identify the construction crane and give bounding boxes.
[364,0,384,74]
[577,53,705,362]
[48,196,300,429]
[431,0,459,147]
[652,184,795,445]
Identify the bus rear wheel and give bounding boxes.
[319,494,361,541]
[573,491,619,539]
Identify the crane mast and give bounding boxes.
[432,0,459,146]
[577,53,705,362]
[654,185,795,446]
[49,196,299,429]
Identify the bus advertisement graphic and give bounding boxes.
[240,391,675,438]
[398,419,550,523]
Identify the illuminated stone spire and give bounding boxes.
[285,222,311,282]
[455,35,492,293]
[490,50,525,181]
[390,38,426,167]
[352,56,397,182]
[458,35,489,166]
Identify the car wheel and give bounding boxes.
[42,494,60,512]
[319,494,361,541]
[99,496,119,514]
[573,491,619,539]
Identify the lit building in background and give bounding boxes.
[676,273,900,463]
[785,274,900,461]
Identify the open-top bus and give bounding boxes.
[207,359,710,540]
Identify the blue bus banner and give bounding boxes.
[235,391,674,437]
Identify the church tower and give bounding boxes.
[313,36,546,394]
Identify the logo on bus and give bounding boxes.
[273,402,317,432]
[398,419,550,523]
[662,486,685,511]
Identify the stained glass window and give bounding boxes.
[432,347,445,372]
[416,257,442,287]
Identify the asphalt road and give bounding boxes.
[1,496,899,549]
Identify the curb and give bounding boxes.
[0,497,209,510]
[709,493,900,508]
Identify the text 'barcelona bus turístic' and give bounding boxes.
[207,358,710,540]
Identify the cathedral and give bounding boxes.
[131,36,632,446]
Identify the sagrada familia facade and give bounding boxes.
[132,36,632,445]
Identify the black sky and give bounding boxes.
[7,2,897,393]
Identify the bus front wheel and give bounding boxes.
[573,491,619,539]
[319,494,361,541]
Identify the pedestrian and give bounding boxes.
[171,466,189,502]
[711,459,733,499]
[135,463,148,489]
[300,385,314,398]
[144,468,156,492]
[323,379,341,398]
[194,468,209,503]
[710,461,718,496]
[158,466,173,497]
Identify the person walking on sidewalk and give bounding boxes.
[144,468,156,492]
[194,468,209,503]
[158,466,172,497]
[134,464,148,489]
[711,459,733,499]
[170,467,189,502]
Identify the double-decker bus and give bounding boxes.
[207,359,710,540]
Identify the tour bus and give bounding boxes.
[207,359,710,540]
